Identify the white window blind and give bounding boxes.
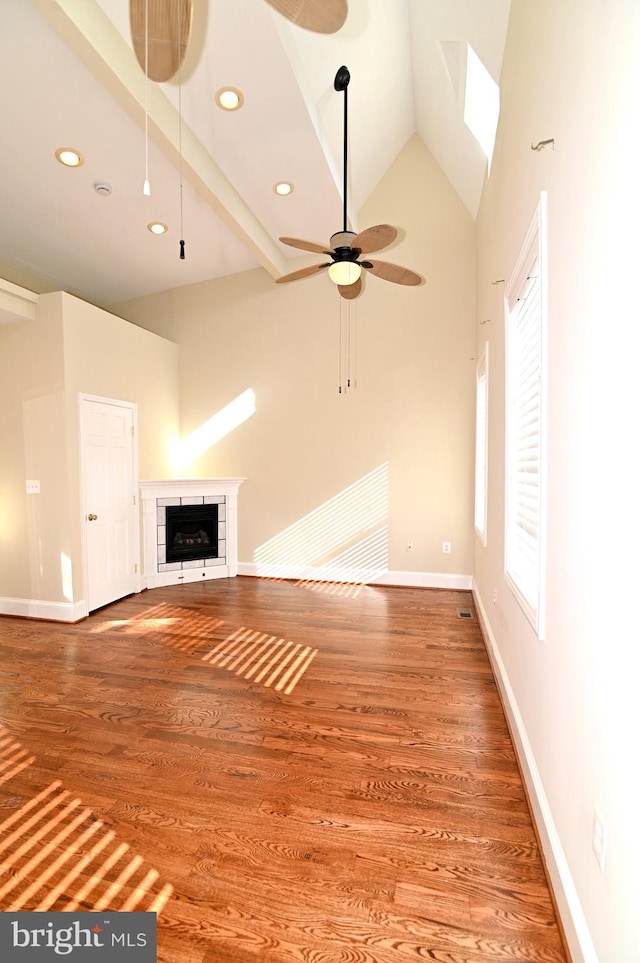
[474,343,489,543]
[505,195,547,634]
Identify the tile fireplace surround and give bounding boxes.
[139,479,245,589]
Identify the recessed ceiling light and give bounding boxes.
[274,182,293,196]
[55,148,83,167]
[215,87,244,111]
[147,222,168,235]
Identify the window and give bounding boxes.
[475,342,489,543]
[464,45,500,171]
[505,194,547,635]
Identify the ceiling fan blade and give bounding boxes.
[130,0,193,83]
[352,224,398,255]
[338,277,362,300]
[279,236,332,255]
[264,0,347,33]
[276,263,330,284]
[365,261,422,286]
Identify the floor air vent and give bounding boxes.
[457,608,474,619]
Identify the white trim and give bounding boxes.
[504,192,548,639]
[139,478,245,588]
[474,341,489,545]
[473,580,598,963]
[144,566,233,589]
[238,563,472,590]
[0,278,38,324]
[0,597,86,622]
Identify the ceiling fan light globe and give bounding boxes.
[328,261,361,286]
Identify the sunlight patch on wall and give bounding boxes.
[296,526,388,589]
[170,388,255,473]
[60,553,73,602]
[253,463,389,582]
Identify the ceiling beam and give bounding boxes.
[31,0,288,279]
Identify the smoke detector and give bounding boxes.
[94,181,112,196]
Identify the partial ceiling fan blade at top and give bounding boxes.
[365,261,423,286]
[130,0,193,82]
[352,224,397,255]
[338,277,362,300]
[264,0,347,33]
[279,237,332,255]
[276,263,330,284]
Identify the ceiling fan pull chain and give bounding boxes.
[143,0,151,195]
[346,298,351,389]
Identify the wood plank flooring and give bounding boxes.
[0,578,568,962]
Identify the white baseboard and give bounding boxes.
[0,597,87,622]
[237,563,472,591]
[372,569,472,590]
[472,580,597,963]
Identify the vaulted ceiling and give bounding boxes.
[0,0,511,319]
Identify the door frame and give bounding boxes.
[79,393,141,617]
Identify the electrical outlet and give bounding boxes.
[406,540,413,552]
[442,541,451,554]
[26,480,40,494]
[592,807,608,874]
[492,589,498,606]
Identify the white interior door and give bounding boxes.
[81,397,139,612]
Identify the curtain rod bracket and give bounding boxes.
[531,138,555,151]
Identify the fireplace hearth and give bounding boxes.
[139,478,245,589]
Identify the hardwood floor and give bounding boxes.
[0,578,568,962]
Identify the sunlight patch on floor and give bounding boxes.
[90,602,225,654]
[0,764,172,914]
[0,726,35,786]
[202,626,318,695]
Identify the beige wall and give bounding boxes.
[2,2,637,954]
[61,293,181,604]
[0,290,180,611]
[0,294,69,604]
[475,1,640,960]
[116,134,476,580]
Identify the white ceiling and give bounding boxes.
[0,0,511,316]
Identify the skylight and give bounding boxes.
[464,44,500,170]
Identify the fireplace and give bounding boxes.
[165,503,219,563]
[139,478,245,589]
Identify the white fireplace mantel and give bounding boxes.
[139,478,245,589]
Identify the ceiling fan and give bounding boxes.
[276,66,422,300]
[130,0,348,83]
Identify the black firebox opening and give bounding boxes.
[165,503,219,563]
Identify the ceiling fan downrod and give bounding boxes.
[330,66,372,269]
[334,65,350,237]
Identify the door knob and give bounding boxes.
[87,513,98,521]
